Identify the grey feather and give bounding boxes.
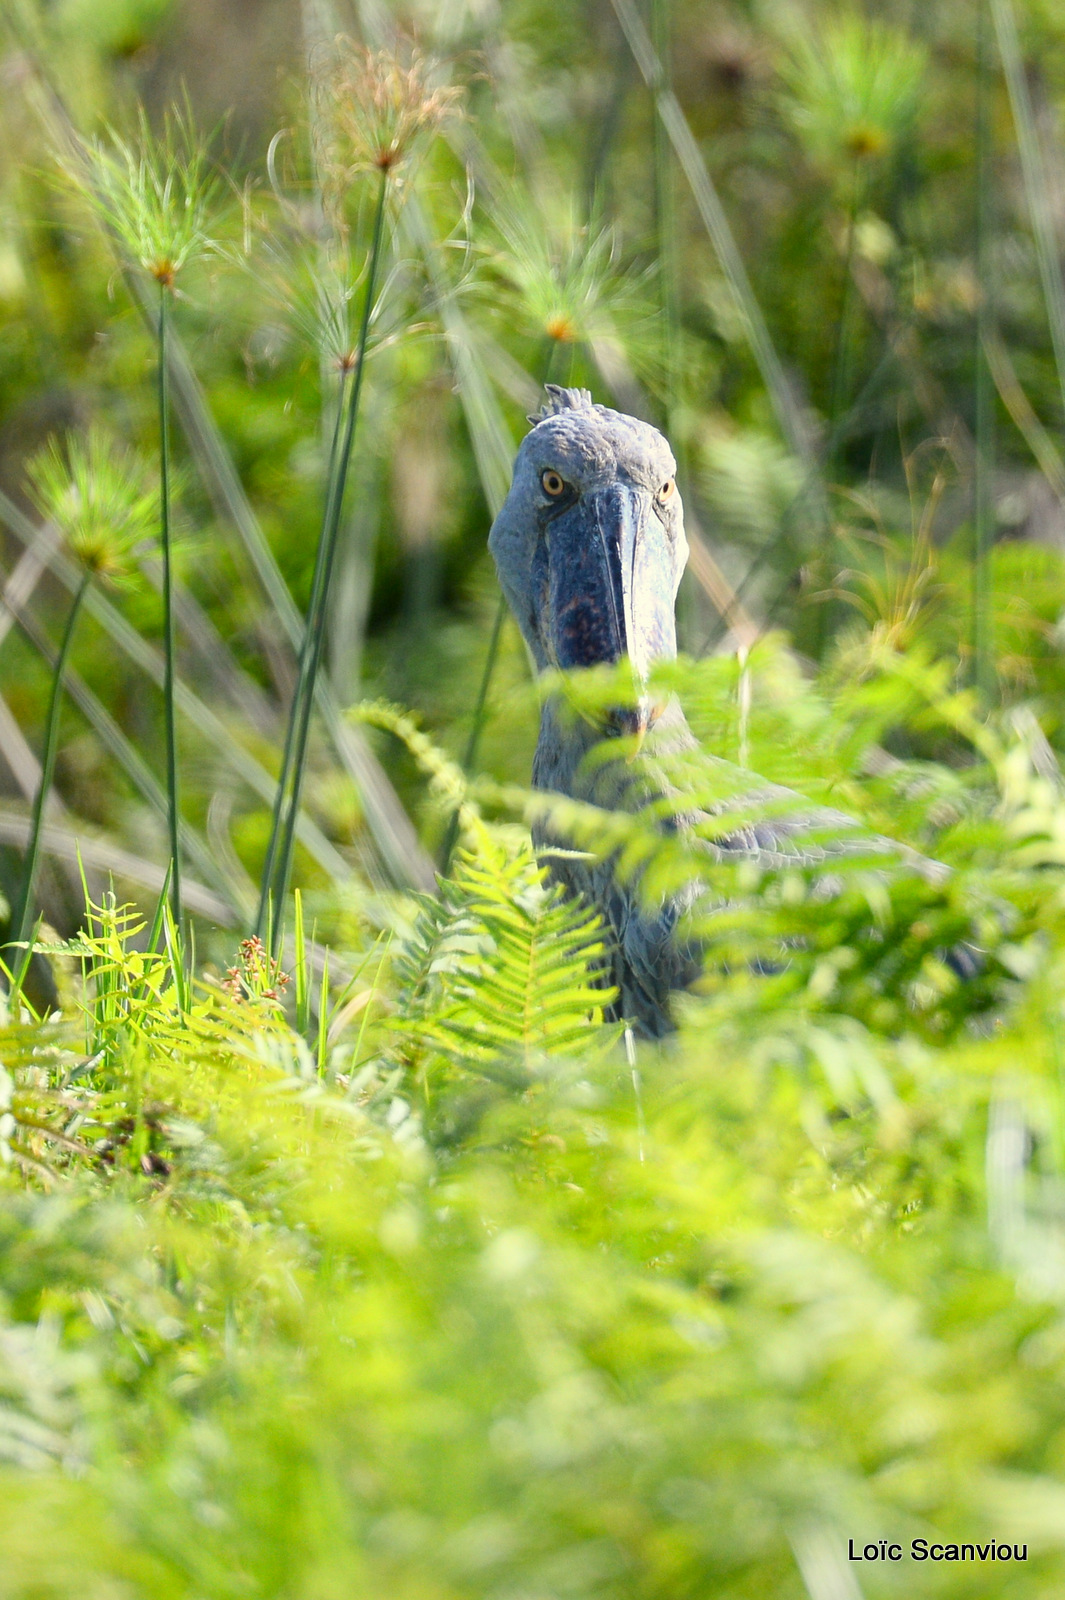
[489,389,940,1036]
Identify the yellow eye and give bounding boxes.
[657,478,676,504]
[541,469,567,498]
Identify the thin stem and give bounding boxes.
[815,160,863,661]
[10,572,90,949]
[651,0,678,416]
[698,327,903,656]
[265,166,390,953]
[582,32,631,220]
[610,0,822,480]
[625,1025,646,1164]
[255,364,351,940]
[439,591,507,875]
[827,163,863,463]
[158,283,182,935]
[649,0,699,652]
[974,0,995,700]
[991,0,1065,419]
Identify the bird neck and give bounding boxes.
[532,694,694,808]
[532,697,601,797]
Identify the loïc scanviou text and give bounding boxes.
[848,1539,1028,1563]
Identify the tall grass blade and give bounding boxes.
[0,489,348,884]
[582,33,633,218]
[0,529,88,877]
[982,330,1065,499]
[401,186,526,877]
[316,943,330,1073]
[145,860,172,959]
[439,592,507,875]
[8,912,44,1006]
[0,690,46,810]
[400,194,516,518]
[0,812,236,925]
[650,0,679,420]
[9,573,89,949]
[138,259,434,890]
[157,286,182,932]
[137,552,276,737]
[131,263,431,886]
[262,168,390,949]
[161,900,188,1016]
[609,0,818,479]
[990,0,1065,415]
[974,1,995,699]
[1,549,240,906]
[0,520,61,652]
[124,266,305,645]
[293,888,310,1035]
[17,53,432,892]
[257,369,351,938]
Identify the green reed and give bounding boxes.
[257,166,390,951]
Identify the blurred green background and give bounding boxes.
[4,0,1065,953]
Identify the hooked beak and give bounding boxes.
[546,482,677,736]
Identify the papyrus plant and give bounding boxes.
[256,42,461,951]
[7,429,156,983]
[62,102,224,939]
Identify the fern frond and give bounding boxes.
[350,700,484,849]
[395,836,617,1077]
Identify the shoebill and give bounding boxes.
[488,385,939,1036]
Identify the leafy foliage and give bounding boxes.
[7,0,1065,1592]
[0,649,1064,1594]
[394,837,618,1076]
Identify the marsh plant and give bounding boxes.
[777,14,927,176]
[7,430,156,976]
[60,103,225,939]
[484,191,658,383]
[3,3,1065,1588]
[256,42,461,951]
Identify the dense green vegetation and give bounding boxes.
[4,0,1065,1594]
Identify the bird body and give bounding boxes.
[531,694,703,1034]
[489,385,696,1031]
[489,385,940,1034]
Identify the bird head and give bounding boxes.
[489,386,688,736]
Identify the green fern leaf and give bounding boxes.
[396,835,618,1076]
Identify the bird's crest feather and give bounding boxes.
[527,384,596,426]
